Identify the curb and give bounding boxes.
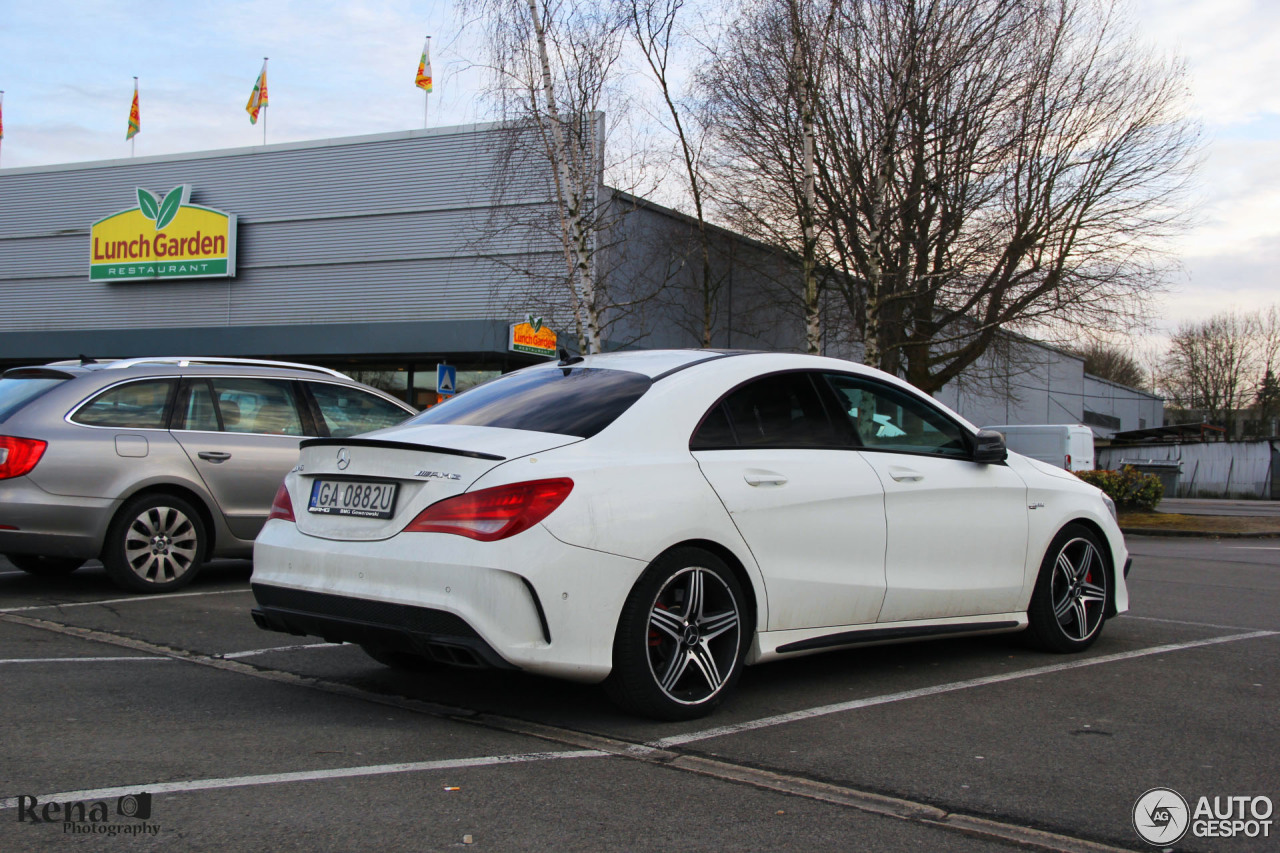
[1120,527,1280,539]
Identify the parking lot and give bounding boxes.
[1,535,1276,852]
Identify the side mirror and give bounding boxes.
[973,429,1007,464]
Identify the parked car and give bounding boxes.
[251,350,1129,720]
[983,423,1096,472]
[0,357,415,592]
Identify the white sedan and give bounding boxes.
[251,350,1128,720]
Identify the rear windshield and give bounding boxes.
[0,377,66,423]
[406,367,651,438]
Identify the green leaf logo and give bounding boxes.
[527,314,544,333]
[155,188,183,230]
[137,188,160,221]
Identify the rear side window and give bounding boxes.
[308,382,411,438]
[407,367,651,438]
[0,377,66,423]
[72,379,176,429]
[693,372,844,449]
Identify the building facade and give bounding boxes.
[0,118,1161,434]
[0,121,567,406]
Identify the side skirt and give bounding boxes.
[752,613,1027,663]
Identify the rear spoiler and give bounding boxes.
[299,437,505,461]
[2,367,77,380]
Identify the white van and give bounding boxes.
[982,424,1095,472]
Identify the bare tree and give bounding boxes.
[701,0,1197,391]
[473,0,631,353]
[1067,340,1148,389]
[696,0,840,354]
[1161,312,1258,434]
[623,0,723,347]
[1253,306,1280,432]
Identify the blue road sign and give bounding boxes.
[437,363,457,397]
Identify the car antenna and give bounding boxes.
[557,348,584,367]
[79,354,98,365]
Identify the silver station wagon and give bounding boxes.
[0,357,415,592]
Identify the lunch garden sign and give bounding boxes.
[89,186,237,281]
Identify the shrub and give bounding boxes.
[1076,466,1164,511]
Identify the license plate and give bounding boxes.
[308,479,399,519]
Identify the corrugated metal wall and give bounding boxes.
[0,122,565,334]
[1098,441,1278,499]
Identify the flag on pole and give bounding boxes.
[246,59,269,124]
[126,79,140,140]
[0,91,5,141]
[415,38,433,92]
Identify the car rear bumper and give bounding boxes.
[251,520,649,683]
[251,583,515,669]
[0,479,115,559]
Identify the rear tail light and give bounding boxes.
[0,436,47,480]
[403,478,574,541]
[267,481,296,522]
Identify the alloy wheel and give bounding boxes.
[1049,537,1107,642]
[122,505,200,585]
[645,566,742,706]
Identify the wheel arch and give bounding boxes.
[650,538,762,634]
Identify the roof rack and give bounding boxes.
[94,357,353,380]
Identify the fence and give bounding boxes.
[1097,440,1280,499]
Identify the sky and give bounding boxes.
[0,0,1276,340]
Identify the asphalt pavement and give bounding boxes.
[0,539,1276,852]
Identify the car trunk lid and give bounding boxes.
[290,425,580,541]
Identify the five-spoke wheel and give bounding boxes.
[102,494,207,593]
[1027,524,1109,652]
[607,547,747,720]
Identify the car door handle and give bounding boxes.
[744,471,788,487]
[888,466,923,482]
[197,451,232,463]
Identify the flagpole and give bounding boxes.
[131,78,137,158]
[262,57,269,145]
[0,90,5,168]
[424,37,430,130]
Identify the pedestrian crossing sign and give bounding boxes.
[437,364,457,397]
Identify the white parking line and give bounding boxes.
[653,630,1277,748]
[0,588,248,613]
[1126,614,1270,632]
[220,642,348,659]
[0,750,606,810]
[0,656,170,664]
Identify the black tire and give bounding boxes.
[1026,523,1110,653]
[605,547,749,721]
[5,554,85,576]
[102,493,207,593]
[359,643,441,672]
